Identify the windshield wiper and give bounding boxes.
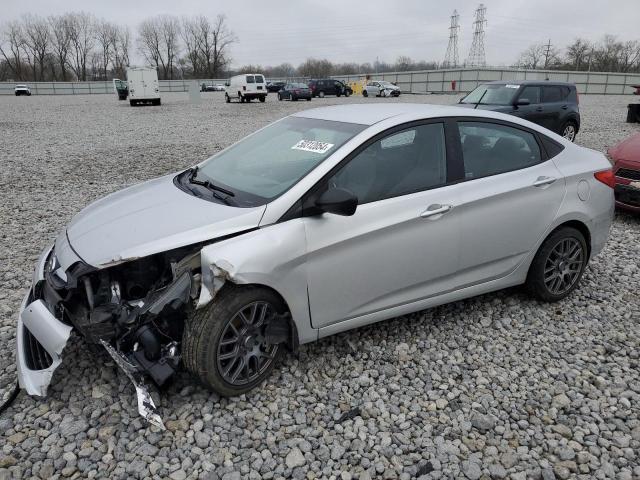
[186,166,236,205]
[474,89,488,109]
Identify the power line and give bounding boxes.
[466,4,487,67]
[443,10,460,68]
[543,39,553,68]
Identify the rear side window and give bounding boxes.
[519,86,540,104]
[542,86,563,103]
[458,122,542,179]
[246,75,255,83]
[540,135,565,159]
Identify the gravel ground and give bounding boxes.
[0,92,639,480]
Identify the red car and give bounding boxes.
[608,132,640,213]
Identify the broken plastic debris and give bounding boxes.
[101,340,165,430]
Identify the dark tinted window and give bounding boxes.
[540,135,564,159]
[328,123,447,204]
[519,86,540,104]
[542,85,563,103]
[458,122,542,179]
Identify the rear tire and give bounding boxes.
[526,227,588,302]
[306,97,311,101]
[278,93,282,101]
[259,96,266,103]
[225,93,230,103]
[182,286,286,396]
[362,90,368,97]
[129,100,137,106]
[345,91,351,97]
[560,121,578,142]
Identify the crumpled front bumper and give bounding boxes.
[16,245,73,396]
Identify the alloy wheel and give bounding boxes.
[216,301,279,386]
[562,124,576,141]
[543,237,584,295]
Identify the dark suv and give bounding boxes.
[459,81,580,141]
[308,79,353,98]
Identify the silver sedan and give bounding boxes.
[17,104,614,424]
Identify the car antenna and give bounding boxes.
[474,89,488,109]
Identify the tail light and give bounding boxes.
[594,169,615,188]
[576,90,579,104]
[243,86,246,91]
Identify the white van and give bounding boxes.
[225,74,267,103]
[127,67,161,106]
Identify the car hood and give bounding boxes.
[609,131,640,164]
[457,103,513,113]
[65,174,266,267]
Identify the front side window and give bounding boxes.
[193,117,366,206]
[458,121,542,179]
[327,123,447,204]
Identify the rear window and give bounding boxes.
[255,75,265,83]
[246,75,255,83]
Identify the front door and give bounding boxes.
[304,121,462,328]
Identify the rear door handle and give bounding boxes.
[536,107,544,112]
[533,176,557,187]
[420,204,453,218]
[561,105,568,110]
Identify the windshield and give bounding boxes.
[193,117,366,206]
[461,84,519,105]
[380,81,395,87]
[291,83,308,88]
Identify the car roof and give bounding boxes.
[293,103,532,126]
[485,80,575,87]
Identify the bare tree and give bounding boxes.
[194,15,235,78]
[68,12,95,80]
[138,18,162,74]
[95,20,117,79]
[0,21,26,80]
[298,58,333,78]
[159,15,180,79]
[564,38,591,71]
[181,16,202,76]
[619,40,640,73]
[394,56,413,71]
[517,44,546,69]
[49,14,73,80]
[112,25,130,78]
[22,14,50,81]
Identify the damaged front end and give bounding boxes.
[17,237,203,428]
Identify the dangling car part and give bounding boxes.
[17,105,612,426]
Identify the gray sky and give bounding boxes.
[4,0,638,67]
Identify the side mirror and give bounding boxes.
[515,98,530,106]
[315,188,358,216]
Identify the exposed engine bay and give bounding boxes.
[34,245,204,428]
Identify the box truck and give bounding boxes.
[127,67,161,106]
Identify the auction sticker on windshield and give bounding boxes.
[505,84,520,89]
[292,140,334,154]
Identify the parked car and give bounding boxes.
[267,81,286,93]
[201,83,225,92]
[459,81,581,141]
[362,81,401,98]
[308,79,352,98]
[14,84,31,96]
[225,73,267,103]
[277,83,312,101]
[608,131,640,212]
[17,104,613,427]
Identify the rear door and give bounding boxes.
[454,119,565,286]
[540,85,565,132]
[513,85,544,126]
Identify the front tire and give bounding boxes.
[526,227,588,302]
[277,93,282,101]
[225,93,230,103]
[560,121,578,142]
[362,90,368,97]
[182,286,286,396]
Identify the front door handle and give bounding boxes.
[533,176,557,187]
[420,204,453,218]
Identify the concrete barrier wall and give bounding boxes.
[2,69,640,95]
